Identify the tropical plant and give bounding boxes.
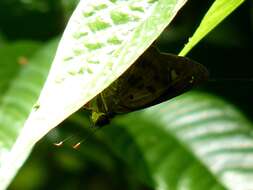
[0,0,251,190]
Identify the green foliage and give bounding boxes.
[0,0,250,190]
[0,3,189,188]
[0,40,59,188]
[111,91,253,189]
[179,0,245,56]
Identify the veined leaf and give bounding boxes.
[107,92,253,190]
[1,0,188,189]
[24,0,188,143]
[0,40,58,189]
[0,42,42,166]
[1,0,247,189]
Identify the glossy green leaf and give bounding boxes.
[0,0,188,188]
[1,0,247,189]
[0,40,58,189]
[179,0,245,56]
[105,92,253,190]
[24,0,187,143]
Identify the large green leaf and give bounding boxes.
[103,92,253,190]
[0,0,186,189]
[23,0,188,145]
[1,0,247,189]
[0,40,58,189]
[0,42,41,169]
[179,0,245,56]
[0,0,188,189]
[10,91,253,189]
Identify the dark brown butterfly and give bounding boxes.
[84,46,208,127]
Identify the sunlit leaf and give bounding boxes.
[106,92,253,190]
[1,0,247,189]
[25,0,188,143]
[0,0,189,188]
[179,0,245,56]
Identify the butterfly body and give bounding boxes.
[84,46,208,127]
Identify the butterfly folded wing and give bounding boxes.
[102,47,208,114]
[84,46,208,126]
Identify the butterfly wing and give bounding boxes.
[101,46,208,114]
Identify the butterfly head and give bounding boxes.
[91,111,110,127]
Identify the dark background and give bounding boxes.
[158,0,253,119]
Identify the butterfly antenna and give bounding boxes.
[53,135,74,147]
[72,127,100,149]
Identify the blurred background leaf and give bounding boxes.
[0,41,42,171]
[0,0,63,40]
[8,92,253,190]
[116,92,253,190]
[0,39,58,188]
[0,0,252,190]
[0,0,189,188]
